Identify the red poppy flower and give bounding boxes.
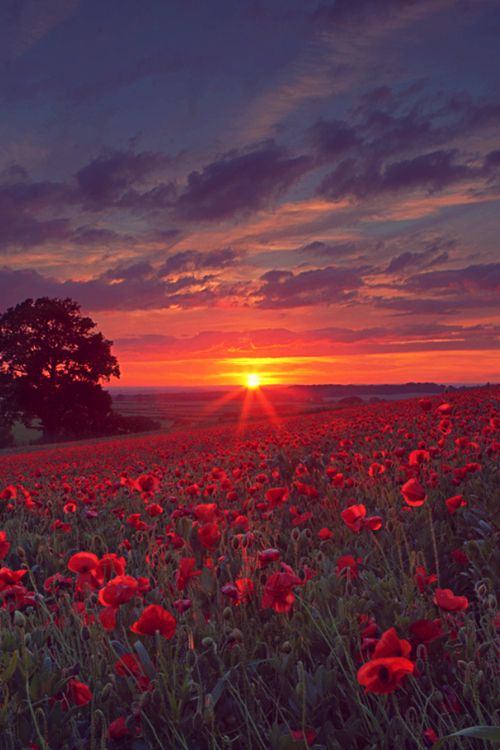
[335,555,361,579]
[261,570,301,613]
[418,399,432,412]
[368,462,386,477]
[451,548,469,566]
[66,678,92,706]
[423,728,439,747]
[291,728,316,744]
[415,566,438,593]
[434,588,468,612]
[50,520,71,533]
[357,656,414,694]
[133,474,160,494]
[68,552,99,574]
[341,504,366,533]
[98,575,138,607]
[373,628,411,659]
[445,495,466,514]
[96,553,126,581]
[408,449,430,466]
[401,478,427,507]
[194,503,218,522]
[0,485,17,501]
[258,548,281,567]
[0,568,27,590]
[198,522,221,550]
[175,557,201,591]
[108,717,131,740]
[0,531,10,561]
[341,504,382,533]
[130,604,176,638]
[265,487,289,508]
[173,598,192,614]
[318,527,333,540]
[409,619,443,645]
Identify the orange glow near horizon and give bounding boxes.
[113,349,500,388]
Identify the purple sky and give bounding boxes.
[1,0,499,385]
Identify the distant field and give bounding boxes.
[6,385,454,448]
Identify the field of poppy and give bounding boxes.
[0,387,498,750]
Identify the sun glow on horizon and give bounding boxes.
[245,373,261,389]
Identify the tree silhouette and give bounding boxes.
[0,297,120,440]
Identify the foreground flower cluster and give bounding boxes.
[0,387,498,749]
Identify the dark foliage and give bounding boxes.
[0,297,120,441]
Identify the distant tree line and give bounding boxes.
[0,298,160,448]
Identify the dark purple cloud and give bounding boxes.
[300,241,362,258]
[0,205,71,250]
[175,141,312,221]
[405,263,500,294]
[318,150,472,201]
[254,265,364,308]
[386,250,449,274]
[103,262,154,281]
[309,120,361,160]
[76,149,172,207]
[158,248,239,277]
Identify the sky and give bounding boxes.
[1,0,499,387]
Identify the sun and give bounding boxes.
[245,373,261,389]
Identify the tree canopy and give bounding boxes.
[0,297,120,441]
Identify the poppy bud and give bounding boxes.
[416,644,427,662]
[223,607,233,621]
[475,582,488,599]
[291,528,300,542]
[13,610,26,627]
[101,683,114,701]
[201,637,215,649]
[281,641,292,654]
[17,546,26,560]
[228,628,243,643]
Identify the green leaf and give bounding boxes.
[433,725,500,749]
[0,651,18,685]
[205,667,233,710]
[133,640,157,681]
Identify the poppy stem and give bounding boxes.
[426,504,441,585]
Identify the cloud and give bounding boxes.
[175,141,312,221]
[318,149,473,201]
[76,149,172,207]
[299,240,361,258]
[309,119,361,160]
[103,262,154,281]
[386,250,449,274]
[385,237,455,273]
[114,321,500,360]
[158,248,239,277]
[0,200,71,250]
[253,265,364,308]
[405,262,500,294]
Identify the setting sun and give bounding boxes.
[245,373,261,389]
